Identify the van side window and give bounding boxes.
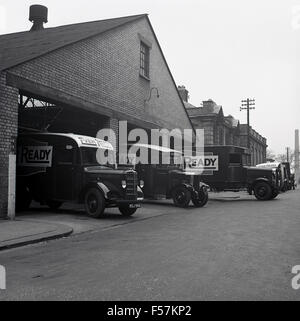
[229,153,241,164]
[55,146,74,164]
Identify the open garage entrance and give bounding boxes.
[15,90,112,216]
[18,91,109,136]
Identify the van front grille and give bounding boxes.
[125,171,137,200]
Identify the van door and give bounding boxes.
[52,144,76,200]
[228,153,245,183]
[153,167,169,197]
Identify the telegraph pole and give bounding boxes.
[240,98,255,149]
[295,129,299,184]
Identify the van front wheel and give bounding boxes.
[270,189,279,200]
[119,206,137,216]
[254,182,272,200]
[85,188,105,218]
[192,187,208,207]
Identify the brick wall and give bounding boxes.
[8,17,192,133]
[0,72,18,218]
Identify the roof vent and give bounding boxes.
[29,5,48,31]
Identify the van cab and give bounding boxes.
[122,143,209,208]
[200,146,280,200]
[17,133,143,217]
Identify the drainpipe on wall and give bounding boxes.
[7,136,17,220]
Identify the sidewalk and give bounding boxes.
[0,202,174,250]
[208,191,248,200]
[0,218,73,251]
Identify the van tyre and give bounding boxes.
[46,200,63,210]
[85,188,105,218]
[270,189,279,200]
[254,182,272,201]
[119,206,137,216]
[172,186,191,208]
[192,187,208,207]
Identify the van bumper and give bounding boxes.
[115,200,142,208]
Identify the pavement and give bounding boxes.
[0,219,73,251]
[0,200,180,250]
[0,191,267,251]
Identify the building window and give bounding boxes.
[140,42,150,79]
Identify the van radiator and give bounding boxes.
[125,171,137,200]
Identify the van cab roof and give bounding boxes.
[130,143,182,154]
[256,162,280,168]
[20,132,114,150]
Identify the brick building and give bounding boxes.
[239,124,267,166]
[178,86,267,166]
[0,8,193,218]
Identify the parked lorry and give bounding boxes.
[282,162,293,190]
[16,133,144,217]
[290,172,296,190]
[199,146,280,200]
[256,161,288,192]
[122,143,209,208]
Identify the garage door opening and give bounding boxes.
[18,92,109,136]
[15,91,110,216]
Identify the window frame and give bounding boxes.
[140,41,150,79]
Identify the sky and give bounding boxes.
[0,0,299,155]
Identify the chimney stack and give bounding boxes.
[29,5,48,31]
[178,86,189,102]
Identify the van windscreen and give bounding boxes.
[81,147,114,166]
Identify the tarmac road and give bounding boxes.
[0,190,300,300]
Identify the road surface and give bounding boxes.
[0,190,300,300]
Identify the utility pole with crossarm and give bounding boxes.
[240,98,255,149]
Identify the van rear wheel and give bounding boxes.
[16,188,32,212]
[46,200,63,210]
[85,188,105,218]
[172,186,191,208]
[254,182,272,200]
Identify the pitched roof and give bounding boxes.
[183,101,197,109]
[225,115,239,127]
[0,14,146,71]
[186,105,223,117]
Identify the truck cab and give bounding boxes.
[256,161,288,192]
[123,143,209,208]
[201,146,280,200]
[17,133,143,217]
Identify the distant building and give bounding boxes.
[179,86,267,165]
[239,124,267,166]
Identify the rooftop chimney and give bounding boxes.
[29,5,48,31]
[178,85,189,102]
